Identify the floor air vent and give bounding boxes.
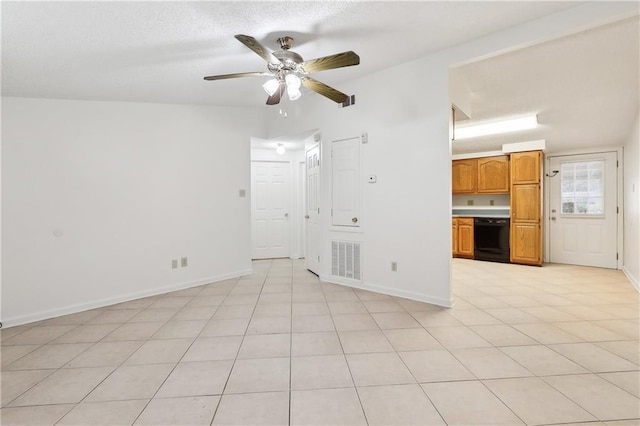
[331,241,361,280]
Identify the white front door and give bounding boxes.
[332,137,361,227]
[306,145,321,274]
[548,151,618,268]
[251,161,290,259]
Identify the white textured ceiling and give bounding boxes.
[3,2,637,155]
[2,1,580,107]
[452,16,639,154]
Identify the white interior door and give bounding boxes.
[548,151,618,268]
[306,145,321,274]
[251,161,290,259]
[332,137,361,227]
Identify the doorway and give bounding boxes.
[547,150,620,268]
[250,131,321,265]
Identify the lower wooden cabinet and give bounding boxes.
[452,217,474,259]
[452,219,459,255]
[511,223,541,265]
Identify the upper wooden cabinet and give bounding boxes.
[453,156,509,194]
[452,159,476,194]
[511,151,541,184]
[477,156,509,193]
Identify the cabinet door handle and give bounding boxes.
[352,217,358,223]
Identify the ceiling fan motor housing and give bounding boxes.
[270,50,304,72]
[277,36,294,50]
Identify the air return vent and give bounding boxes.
[331,241,361,281]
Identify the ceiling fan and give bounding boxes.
[204,34,360,105]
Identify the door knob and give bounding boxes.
[352,217,358,223]
[551,217,556,221]
[304,215,310,219]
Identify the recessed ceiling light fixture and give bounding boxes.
[454,114,538,140]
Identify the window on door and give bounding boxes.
[560,160,604,215]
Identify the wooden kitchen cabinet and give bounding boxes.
[511,223,541,264]
[453,156,509,194]
[457,217,474,259]
[511,151,541,184]
[510,151,543,266]
[477,156,509,193]
[452,159,476,194]
[452,218,459,255]
[511,184,540,222]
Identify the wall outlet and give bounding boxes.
[490,199,495,206]
[171,259,178,269]
[391,261,397,272]
[239,189,246,198]
[181,257,188,267]
[467,200,474,206]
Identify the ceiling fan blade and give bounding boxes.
[204,71,270,81]
[301,51,360,73]
[301,77,349,103]
[235,34,281,64]
[266,81,286,105]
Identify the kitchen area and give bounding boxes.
[452,150,543,266]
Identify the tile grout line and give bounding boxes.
[67,283,216,424]
[128,282,228,425]
[207,259,272,426]
[288,260,294,426]
[321,281,371,426]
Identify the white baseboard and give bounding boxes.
[622,266,639,292]
[320,275,453,308]
[2,269,253,328]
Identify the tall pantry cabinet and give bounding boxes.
[510,151,543,265]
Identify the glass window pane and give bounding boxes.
[562,200,575,214]
[559,159,605,216]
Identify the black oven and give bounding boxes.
[474,217,510,263]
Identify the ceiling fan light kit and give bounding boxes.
[204,34,360,106]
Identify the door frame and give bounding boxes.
[305,142,322,275]
[544,147,623,268]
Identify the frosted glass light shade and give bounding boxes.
[263,79,280,96]
[285,73,301,89]
[276,144,285,155]
[287,86,301,101]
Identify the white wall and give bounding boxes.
[623,114,640,290]
[266,57,456,307]
[2,97,267,326]
[265,2,639,307]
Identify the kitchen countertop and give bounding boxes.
[452,206,510,218]
[452,214,511,218]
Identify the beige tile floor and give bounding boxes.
[1,258,639,425]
